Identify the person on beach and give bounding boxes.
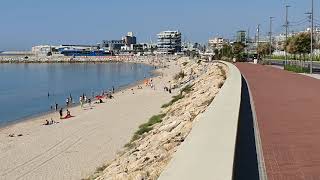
[67,109,70,116]
[55,103,58,111]
[88,98,92,108]
[84,96,87,103]
[59,108,63,119]
[80,96,83,108]
[66,98,69,107]
[112,86,115,94]
[69,94,73,104]
[44,120,50,125]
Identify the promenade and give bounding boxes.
[237,63,320,180]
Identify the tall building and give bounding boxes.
[123,32,137,46]
[236,30,246,43]
[157,31,182,54]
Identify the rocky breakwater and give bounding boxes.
[87,60,228,180]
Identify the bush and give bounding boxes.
[221,56,232,62]
[284,64,309,73]
[217,65,227,80]
[126,113,167,148]
[180,84,193,94]
[139,114,166,128]
[174,71,186,80]
[161,93,185,108]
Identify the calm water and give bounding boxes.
[0,62,154,126]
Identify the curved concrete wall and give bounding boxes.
[159,61,242,180]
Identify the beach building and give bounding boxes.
[157,31,182,54]
[56,45,110,56]
[208,37,227,50]
[32,45,54,56]
[101,40,124,52]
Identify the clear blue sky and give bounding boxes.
[0,0,317,50]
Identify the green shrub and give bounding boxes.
[180,84,193,94]
[284,64,309,73]
[139,114,166,128]
[126,113,167,148]
[174,71,186,80]
[161,93,185,108]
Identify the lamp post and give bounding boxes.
[269,17,275,57]
[285,5,290,66]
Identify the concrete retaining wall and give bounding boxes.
[159,61,242,180]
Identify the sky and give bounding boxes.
[0,0,317,51]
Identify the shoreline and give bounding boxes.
[0,62,161,131]
[0,56,180,180]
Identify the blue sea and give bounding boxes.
[0,62,154,126]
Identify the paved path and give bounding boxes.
[237,63,320,180]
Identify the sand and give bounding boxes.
[0,60,180,180]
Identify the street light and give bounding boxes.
[269,17,275,57]
[285,5,290,66]
[306,0,314,74]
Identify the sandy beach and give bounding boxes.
[0,59,180,180]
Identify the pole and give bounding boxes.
[247,28,250,61]
[285,5,290,65]
[310,0,314,74]
[257,24,260,59]
[269,17,274,57]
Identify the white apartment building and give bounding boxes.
[157,31,182,54]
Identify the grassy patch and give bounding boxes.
[140,114,166,128]
[180,84,193,94]
[217,65,227,80]
[161,84,193,108]
[161,93,185,108]
[125,113,166,149]
[284,64,309,73]
[96,164,108,173]
[174,71,186,80]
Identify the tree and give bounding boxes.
[220,44,233,58]
[214,49,220,59]
[232,42,245,59]
[257,43,274,57]
[285,32,311,60]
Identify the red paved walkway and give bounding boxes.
[237,63,320,180]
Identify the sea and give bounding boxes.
[0,62,154,126]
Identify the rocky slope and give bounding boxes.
[87,59,228,180]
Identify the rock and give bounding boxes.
[93,59,227,180]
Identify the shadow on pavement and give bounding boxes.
[233,76,259,180]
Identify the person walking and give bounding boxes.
[55,103,58,111]
[66,98,69,107]
[59,108,63,119]
[80,96,83,108]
